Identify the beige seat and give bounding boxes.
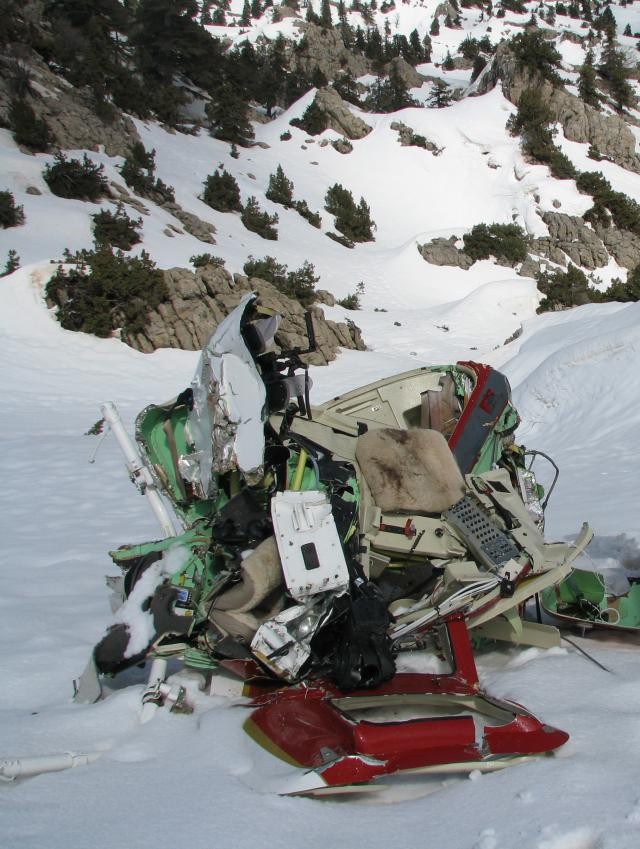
[355,427,465,515]
[209,536,284,642]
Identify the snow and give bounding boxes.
[3,5,640,846]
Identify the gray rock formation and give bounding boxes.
[599,226,640,269]
[0,52,140,158]
[417,236,474,269]
[540,211,609,268]
[386,57,425,89]
[312,87,372,140]
[126,265,365,364]
[111,182,216,244]
[477,44,640,173]
[331,137,353,154]
[162,203,216,244]
[390,121,440,152]
[294,23,370,81]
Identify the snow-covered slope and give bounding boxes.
[2,250,640,848]
[3,0,640,845]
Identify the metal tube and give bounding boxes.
[140,657,168,724]
[101,402,178,538]
[0,752,101,781]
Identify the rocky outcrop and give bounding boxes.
[539,211,609,268]
[599,226,640,269]
[0,51,139,158]
[477,44,640,173]
[162,203,216,244]
[110,182,216,244]
[390,121,440,152]
[312,87,372,140]
[386,57,425,89]
[294,23,370,81]
[417,236,474,269]
[126,265,366,364]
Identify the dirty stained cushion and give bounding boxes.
[355,427,465,514]
[212,536,282,613]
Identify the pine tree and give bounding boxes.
[595,4,616,37]
[320,0,333,27]
[509,29,563,84]
[599,34,636,111]
[206,82,254,144]
[202,169,242,212]
[240,0,251,24]
[428,79,453,108]
[290,100,327,134]
[266,165,295,207]
[430,16,440,35]
[365,65,416,112]
[8,98,52,151]
[241,197,278,239]
[578,49,601,108]
[407,28,424,64]
[325,184,375,242]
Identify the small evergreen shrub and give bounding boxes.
[8,98,52,151]
[266,165,294,207]
[536,264,591,312]
[120,143,175,204]
[2,249,20,276]
[0,191,25,228]
[577,171,640,234]
[325,184,375,242]
[337,293,361,309]
[190,253,226,268]
[295,199,322,228]
[290,101,328,135]
[243,255,319,306]
[463,223,528,264]
[509,30,563,85]
[266,166,322,227]
[241,196,278,239]
[326,231,355,248]
[280,131,292,141]
[202,169,242,212]
[507,88,576,178]
[46,246,167,338]
[597,265,640,302]
[44,153,109,201]
[92,204,142,250]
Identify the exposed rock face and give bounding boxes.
[434,1,460,20]
[162,203,216,244]
[387,57,425,89]
[312,87,372,140]
[110,182,216,244]
[599,226,640,269]
[0,51,140,157]
[539,211,609,268]
[294,24,370,81]
[478,44,640,173]
[417,237,474,269]
[126,265,366,364]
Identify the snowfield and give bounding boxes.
[3,0,640,841]
[2,261,640,849]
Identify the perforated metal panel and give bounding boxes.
[444,497,520,570]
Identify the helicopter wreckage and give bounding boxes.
[68,293,595,795]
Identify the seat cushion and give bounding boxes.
[355,428,465,514]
